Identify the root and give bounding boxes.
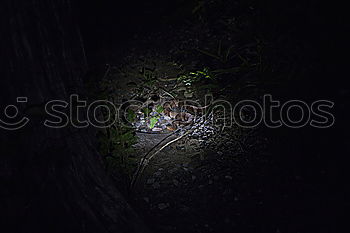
[130,129,192,190]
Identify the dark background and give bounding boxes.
[1,0,348,233]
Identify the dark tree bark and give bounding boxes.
[0,1,149,233]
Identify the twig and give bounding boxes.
[130,130,179,189]
[103,64,111,80]
[130,129,193,190]
[147,130,191,161]
[159,86,176,99]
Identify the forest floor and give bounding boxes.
[130,125,269,233]
[91,23,275,231]
[85,4,335,233]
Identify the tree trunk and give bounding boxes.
[0,1,149,233]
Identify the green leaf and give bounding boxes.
[127,109,136,122]
[142,107,151,117]
[156,105,164,113]
[149,117,158,129]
